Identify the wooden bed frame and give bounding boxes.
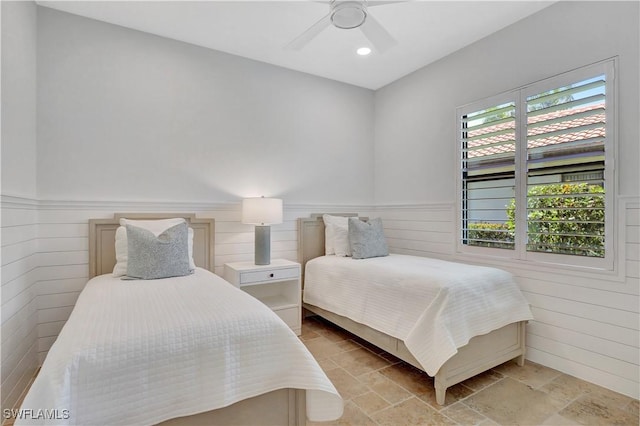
[88,213,306,426]
[297,214,526,405]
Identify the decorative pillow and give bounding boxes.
[120,218,185,233]
[113,218,195,277]
[125,223,192,280]
[348,217,389,259]
[322,214,351,257]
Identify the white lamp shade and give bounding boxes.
[242,197,283,225]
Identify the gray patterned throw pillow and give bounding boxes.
[348,217,389,259]
[125,222,192,280]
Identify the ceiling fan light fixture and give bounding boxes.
[331,2,367,29]
[286,0,397,53]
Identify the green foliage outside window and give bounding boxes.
[467,222,514,249]
[467,182,605,257]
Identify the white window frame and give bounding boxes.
[456,59,616,271]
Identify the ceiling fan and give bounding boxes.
[286,1,399,53]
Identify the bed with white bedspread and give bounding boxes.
[18,269,342,425]
[16,213,342,426]
[304,254,533,376]
[298,214,533,405]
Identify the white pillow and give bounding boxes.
[113,218,196,277]
[322,214,351,257]
[324,222,335,255]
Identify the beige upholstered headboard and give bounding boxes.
[297,213,358,284]
[88,213,215,278]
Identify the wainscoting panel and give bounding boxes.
[1,198,39,413]
[2,198,637,407]
[373,199,639,399]
[375,204,456,259]
[30,203,372,362]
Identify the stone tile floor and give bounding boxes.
[301,316,639,426]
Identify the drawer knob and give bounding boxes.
[269,273,274,278]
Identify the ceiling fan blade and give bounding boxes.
[285,13,332,50]
[360,13,396,53]
[367,1,406,7]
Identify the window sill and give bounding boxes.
[452,250,625,284]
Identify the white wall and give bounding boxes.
[374,1,639,204]
[1,0,38,198]
[29,5,376,368]
[36,7,375,205]
[374,1,639,399]
[1,4,376,412]
[1,0,40,413]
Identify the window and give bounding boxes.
[457,60,615,269]
[461,99,516,250]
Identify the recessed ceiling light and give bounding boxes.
[356,47,372,56]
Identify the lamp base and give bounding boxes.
[254,225,271,265]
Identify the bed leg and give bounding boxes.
[516,322,526,366]
[434,378,447,406]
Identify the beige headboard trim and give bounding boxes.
[88,213,215,278]
[297,213,358,284]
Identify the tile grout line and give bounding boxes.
[458,377,508,424]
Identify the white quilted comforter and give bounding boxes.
[304,254,533,376]
[18,269,342,425]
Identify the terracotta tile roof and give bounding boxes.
[467,103,605,159]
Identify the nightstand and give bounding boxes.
[224,259,301,335]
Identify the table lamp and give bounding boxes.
[242,197,283,265]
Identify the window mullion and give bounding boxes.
[603,59,616,270]
[514,91,528,260]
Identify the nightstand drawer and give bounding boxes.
[275,307,300,328]
[240,267,299,285]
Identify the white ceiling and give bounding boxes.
[36,1,554,90]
